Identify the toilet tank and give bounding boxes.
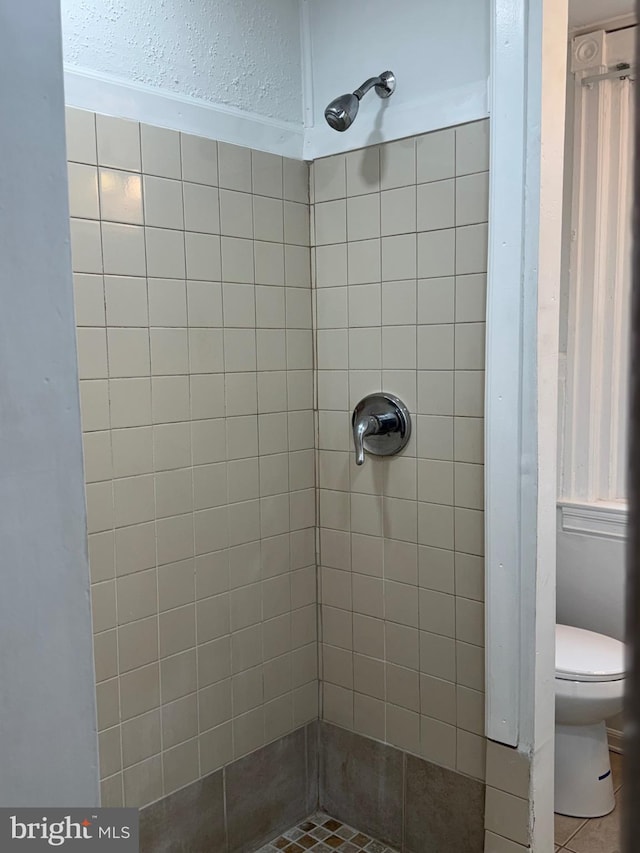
[556,507,625,642]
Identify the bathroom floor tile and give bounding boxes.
[257,814,398,853]
[564,791,621,853]
[555,750,624,852]
[554,812,586,847]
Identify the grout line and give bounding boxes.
[451,128,459,764]
[95,111,125,810]
[308,160,322,735]
[152,122,170,801]
[561,817,587,847]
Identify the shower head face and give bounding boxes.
[324,71,396,132]
[324,93,359,132]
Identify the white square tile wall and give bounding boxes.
[68,109,316,810]
[312,121,488,784]
[71,110,489,811]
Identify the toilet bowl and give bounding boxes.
[554,624,625,818]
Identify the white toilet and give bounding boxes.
[555,624,625,818]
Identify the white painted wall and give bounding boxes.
[302,0,490,159]
[61,0,304,157]
[60,0,490,160]
[486,0,568,846]
[522,0,568,845]
[62,0,302,121]
[556,513,625,642]
[0,0,99,806]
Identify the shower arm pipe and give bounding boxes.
[353,77,384,100]
[352,71,396,101]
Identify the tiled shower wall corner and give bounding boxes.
[312,121,488,783]
[66,107,318,808]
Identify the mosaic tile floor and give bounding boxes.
[255,813,398,853]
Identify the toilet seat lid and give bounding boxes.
[556,624,625,682]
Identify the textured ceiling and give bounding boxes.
[569,0,635,29]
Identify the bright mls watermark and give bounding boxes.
[0,809,138,850]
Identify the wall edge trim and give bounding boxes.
[303,79,488,160]
[559,500,628,540]
[63,64,305,159]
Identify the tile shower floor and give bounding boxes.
[255,813,398,853]
[554,751,622,853]
[254,752,622,853]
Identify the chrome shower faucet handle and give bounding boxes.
[351,393,411,466]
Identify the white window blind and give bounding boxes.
[560,26,636,508]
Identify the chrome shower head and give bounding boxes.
[324,93,361,132]
[324,71,396,132]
